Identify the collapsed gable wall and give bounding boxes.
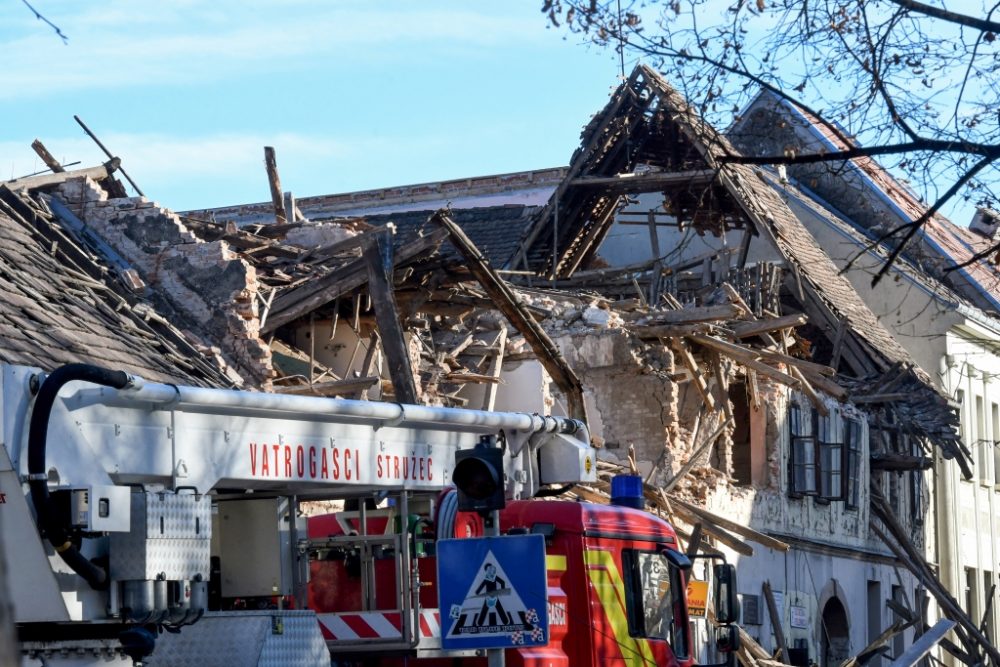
[56,177,271,387]
[554,329,682,477]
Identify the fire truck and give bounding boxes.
[2,363,739,666]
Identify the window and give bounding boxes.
[818,408,845,501]
[993,403,1000,489]
[965,567,977,618]
[622,549,690,659]
[789,404,818,497]
[730,383,752,486]
[789,403,856,501]
[977,395,991,485]
[845,418,863,509]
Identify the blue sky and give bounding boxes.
[1,1,622,211]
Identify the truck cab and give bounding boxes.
[307,494,716,667]
[502,499,693,667]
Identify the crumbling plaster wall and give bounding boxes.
[56,177,271,387]
[554,329,683,477]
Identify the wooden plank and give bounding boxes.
[763,580,789,662]
[3,160,117,191]
[686,334,801,388]
[671,338,716,411]
[262,228,446,333]
[623,303,747,325]
[568,169,717,192]
[669,496,789,552]
[31,139,64,173]
[357,332,380,400]
[275,376,379,397]
[363,227,418,404]
[788,366,829,416]
[711,351,734,420]
[263,146,288,225]
[662,416,733,493]
[647,209,663,303]
[432,212,588,422]
[666,502,754,556]
[732,313,808,339]
[481,325,508,411]
[630,323,715,339]
[690,332,836,378]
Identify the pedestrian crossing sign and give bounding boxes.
[437,534,549,650]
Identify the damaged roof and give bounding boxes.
[730,92,1000,316]
[0,185,234,386]
[521,63,967,473]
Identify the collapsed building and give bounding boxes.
[2,64,992,666]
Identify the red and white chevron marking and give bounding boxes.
[318,610,441,641]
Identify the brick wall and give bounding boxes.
[56,177,272,387]
[556,330,681,478]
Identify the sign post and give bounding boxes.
[437,533,549,658]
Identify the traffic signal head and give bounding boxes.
[452,437,506,513]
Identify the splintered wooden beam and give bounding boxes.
[31,139,64,173]
[432,211,588,422]
[630,323,715,339]
[686,334,800,388]
[624,303,748,325]
[263,146,287,225]
[481,325,508,411]
[669,496,789,552]
[763,581,790,662]
[671,338,716,411]
[788,366,829,416]
[732,313,808,338]
[363,227,419,405]
[262,228,447,333]
[275,377,379,397]
[358,332,381,400]
[568,168,718,192]
[3,159,119,191]
[662,416,733,493]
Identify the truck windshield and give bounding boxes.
[623,549,690,659]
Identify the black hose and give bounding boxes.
[28,363,131,590]
[534,483,575,498]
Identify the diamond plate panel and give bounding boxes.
[143,492,212,539]
[110,492,211,581]
[258,612,330,666]
[154,611,328,667]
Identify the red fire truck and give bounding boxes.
[6,363,738,666]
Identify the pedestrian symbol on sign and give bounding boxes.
[438,534,549,650]
[445,551,540,640]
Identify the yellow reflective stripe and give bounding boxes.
[546,554,567,572]
[585,549,655,667]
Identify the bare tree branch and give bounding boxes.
[21,0,67,44]
[885,0,1000,33]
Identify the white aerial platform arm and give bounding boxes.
[1,362,595,662]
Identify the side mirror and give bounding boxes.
[663,548,693,572]
[716,624,740,653]
[713,563,739,624]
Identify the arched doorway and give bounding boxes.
[820,597,850,667]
